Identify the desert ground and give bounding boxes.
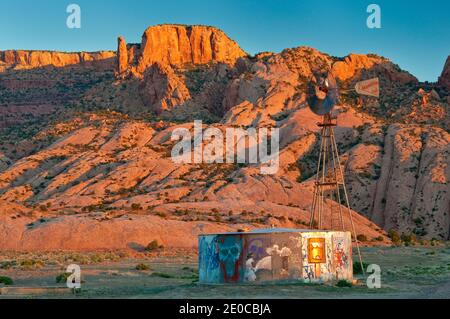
[1,246,449,299]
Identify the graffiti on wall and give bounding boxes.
[301,232,333,281]
[332,234,352,279]
[243,232,303,282]
[198,235,220,282]
[244,240,294,281]
[199,230,352,284]
[218,235,243,283]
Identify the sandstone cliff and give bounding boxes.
[0,50,115,70]
[139,63,191,114]
[117,24,247,77]
[332,53,417,84]
[117,36,128,75]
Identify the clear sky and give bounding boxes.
[0,0,448,82]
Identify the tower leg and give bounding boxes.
[330,127,365,275]
[308,113,365,275]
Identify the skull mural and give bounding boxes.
[218,236,242,282]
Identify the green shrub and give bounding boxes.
[20,259,44,269]
[136,263,150,271]
[131,203,142,210]
[388,229,401,244]
[155,212,167,218]
[356,234,368,242]
[353,261,369,275]
[374,236,384,242]
[0,261,16,269]
[145,240,164,252]
[90,254,104,263]
[56,272,71,283]
[401,233,417,245]
[150,272,174,278]
[0,276,13,285]
[336,280,352,288]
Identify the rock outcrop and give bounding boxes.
[117,25,247,76]
[117,36,129,76]
[343,123,450,239]
[139,63,191,113]
[332,53,417,84]
[0,50,115,70]
[0,114,389,251]
[438,56,450,90]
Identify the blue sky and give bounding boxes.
[0,0,448,82]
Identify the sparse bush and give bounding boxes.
[401,233,417,246]
[20,259,44,269]
[358,172,372,179]
[131,203,142,211]
[150,272,174,278]
[56,272,71,284]
[155,212,167,218]
[353,261,369,275]
[0,276,13,285]
[357,234,368,242]
[136,263,150,271]
[90,254,104,263]
[374,236,384,242]
[0,261,16,269]
[145,240,164,252]
[336,280,352,288]
[388,229,401,245]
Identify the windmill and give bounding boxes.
[305,71,380,275]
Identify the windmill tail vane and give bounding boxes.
[340,77,380,98]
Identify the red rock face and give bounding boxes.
[332,53,417,84]
[117,36,129,76]
[0,50,115,69]
[139,63,191,114]
[438,56,450,90]
[117,25,247,76]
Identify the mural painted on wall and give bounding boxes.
[308,238,326,263]
[300,231,350,282]
[198,230,352,284]
[244,233,302,282]
[198,235,220,283]
[244,235,269,282]
[247,237,270,261]
[332,234,352,279]
[217,235,244,283]
[246,243,294,280]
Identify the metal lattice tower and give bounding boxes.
[309,113,364,274]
